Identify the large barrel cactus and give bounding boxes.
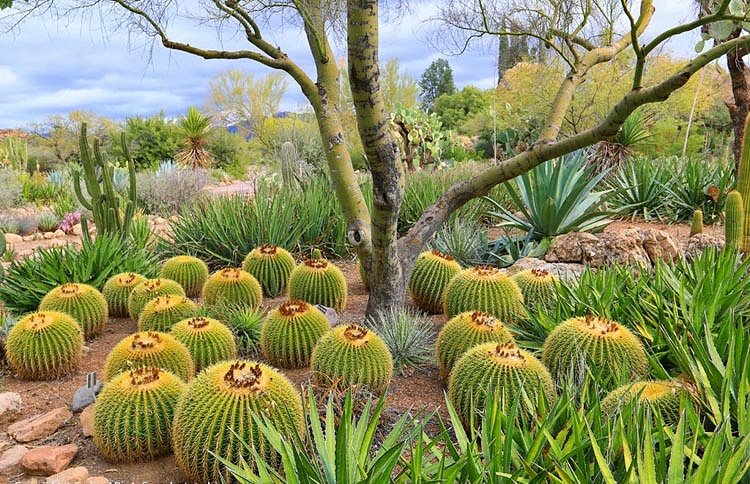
[408,250,462,314]
[288,249,347,312]
[260,300,330,369]
[202,268,263,309]
[103,331,194,382]
[137,295,198,332]
[160,256,209,298]
[511,269,559,313]
[127,278,186,321]
[601,379,691,425]
[443,266,525,324]
[103,273,146,318]
[242,244,296,297]
[170,317,237,372]
[39,283,108,339]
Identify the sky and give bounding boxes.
[0,1,700,128]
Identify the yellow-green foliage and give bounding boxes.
[288,250,348,312]
[103,331,194,382]
[260,300,330,369]
[127,279,186,321]
[202,268,263,308]
[170,317,237,372]
[172,360,304,483]
[408,250,462,314]
[103,273,146,318]
[241,244,296,297]
[511,269,559,313]
[311,323,393,394]
[542,315,649,386]
[601,379,691,425]
[92,367,186,462]
[448,341,556,426]
[435,311,514,378]
[6,311,83,380]
[160,256,209,298]
[443,266,525,323]
[39,283,108,339]
[138,295,197,332]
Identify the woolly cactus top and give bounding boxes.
[338,323,372,347]
[258,244,281,256]
[469,265,502,279]
[221,361,270,395]
[486,341,527,365]
[129,332,168,353]
[277,300,310,317]
[216,268,246,281]
[113,273,142,287]
[467,311,502,331]
[626,380,683,401]
[529,268,554,280]
[429,249,456,262]
[304,258,329,270]
[183,317,213,331]
[56,283,89,297]
[120,366,168,391]
[20,311,65,331]
[571,315,628,339]
[148,295,189,312]
[143,279,170,291]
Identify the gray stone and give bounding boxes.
[71,383,102,412]
[0,392,23,424]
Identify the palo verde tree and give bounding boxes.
[5,0,750,316]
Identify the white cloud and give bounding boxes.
[0,66,19,87]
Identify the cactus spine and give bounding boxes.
[511,269,559,314]
[241,244,296,297]
[288,249,348,312]
[39,283,108,339]
[170,317,237,372]
[103,273,146,318]
[260,300,330,368]
[280,141,301,189]
[160,256,209,298]
[127,279,186,321]
[735,113,750,251]
[726,191,744,250]
[601,379,691,425]
[138,295,198,332]
[443,266,526,324]
[104,331,194,382]
[408,250,462,314]
[690,209,703,236]
[202,268,263,308]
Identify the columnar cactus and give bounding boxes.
[311,323,393,394]
[726,190,744,250]
[288,249,347,312]
[170,317,237,371]
[408,250,462,314]
[241,244,296,297]
[443,266,526,324]
[103,273,146,318]
[159,256,209,298]
[202,268,263,309]
[103,331,194,382]
[92,367,186,462]
[735,114,750,251]
[39,283,108,339]
[601,379,691,425]
[690,209,703,236]
[6,311,83,380]
[511,269,559,313]
[127,279,186,321]
[172,361,304,483]
[138,295,198,332]
[260,300,330,368]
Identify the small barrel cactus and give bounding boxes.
[159,256,209,298]
[103,331,194,382]
[172,360,304,483]
[541,315,649,387]
[103,272,146,318]
[511,269,559,313]
[127,278,186,321]
[448,341,556,426]
[138,295,198,332]
[601,379,691,425]
[435,311,514,378]
[311,323,393,394]
[6,311,83,380]
[202,268,263,309]
[92,367,187,462]
[443,266,526,324]
[288,249,347,312]
[260,300,330,368]
[241,244,296,297]
[408,250,462,314]
[726,190,744,250]
[39,283,108,339]
[170,317,237,372]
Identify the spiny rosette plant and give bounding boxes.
[202,268,263,309]
[541,315,649,388]
[311,323,393,394]
[38,283,108,340]
[159,255,209,298]
[6,311,83,380]
[448,341,556,426]
[260,300,330,369]
[241,244,296,297]
[435,311,514,379]
[103,331,195,382]
[103,272,146,318]
[137,295,198,332]
[288,249,347,312]
[92,367,187,463]
[127,278,186,321]
[408,250,462,314]
[511,268,559,313]
[443,265,526,324]
[172,360,304,483]
[170,317,237,372]
[600,379,692,425]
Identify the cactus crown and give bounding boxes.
[115,273,140,286]
[530,268,551,278]
[150,295,183,311]
[222,361,268,394]
[126,366,163,389]
[59,283,84,296]
[471,265,501,278]
[579,315,621,336]
[25,312,56,330]
[130,332,164,351]
[470,311,500,329]
[259,244,279,255]
[342,323,369,345]
[218,268,242,280]
[489,341,525,362]
[304,257,329,269]
[430,249,455,261]
[144,279,165,291]
[186,317,211,330]
[278,300,310,316]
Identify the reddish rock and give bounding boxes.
[581,229,650,267]
[7,407,72,443]
[20,444,78,475]
[546,232,599,263]
[0,444,29,476]
[79,407,93,438]
[641,228,680,263]
[45,465,89,484]
[685,233,725,258]
[87,477,110,484]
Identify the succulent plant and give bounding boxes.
[138,295,198,332]
[408,250,462,314]
[170,317,237,371]
[311,323,393,394]
[39,283,108,339]
[260,300,330,369]
[690,209,703,236]
[448,341,556,426]
[435,311,514,378]
[159,255,209,298]
[511,268,559,313]
[127,278,186,321]
[172,360,304,482]
[288,249,347,312]
[202,268,263,309]
[5,311,83,380]
[102,272,146,318]
[541,315,649,387]
[92,367,187,462]
[241,244,296,297]
[601,379,691,425]
[443,266,526,324]
[726,190,744,250]
[103,331,194,382]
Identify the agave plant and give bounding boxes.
[176,107,215,169]
[605,157,674,220]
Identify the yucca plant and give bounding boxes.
[203,301,265,356]
[176,107,215,169]
[605,157,673,220]
[665,157,733,224]
[365,307,436,376]
[588,113,652,173]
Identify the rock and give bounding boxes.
[17,249,34,258]
[581,229,651,268]
[508,257,585,281]
[20,444,78,475]
[53,230,65,238]
[43,232,56,240]
[45,465,89,484]
[79,407,93,438]
[315,305,339,326]
[0,392,22,424]
[4,233,22,244]
[72,224,83,236]
[0,436,12,453]
[7,407,72,443]
[71,382,102,412]
[87,477,110,484]
[22,235,34,242]
[545,232,599,263]
[685,233,725,258]
[640,229,680,263]
[0,444,29,475]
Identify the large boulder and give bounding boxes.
[545,232,598,263]
[684,233,725,258]
[508,257,585,281]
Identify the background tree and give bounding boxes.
[433,86,490,131]
[418,58,456,111]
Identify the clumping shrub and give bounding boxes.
[138,168,210,215]
[0,216,20,235]
[36,213,61,233]
[204,302,265,356]
[0,168,23,209]
[365,307,436,376]
[15,216,38,236]
[59,211,81,234]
